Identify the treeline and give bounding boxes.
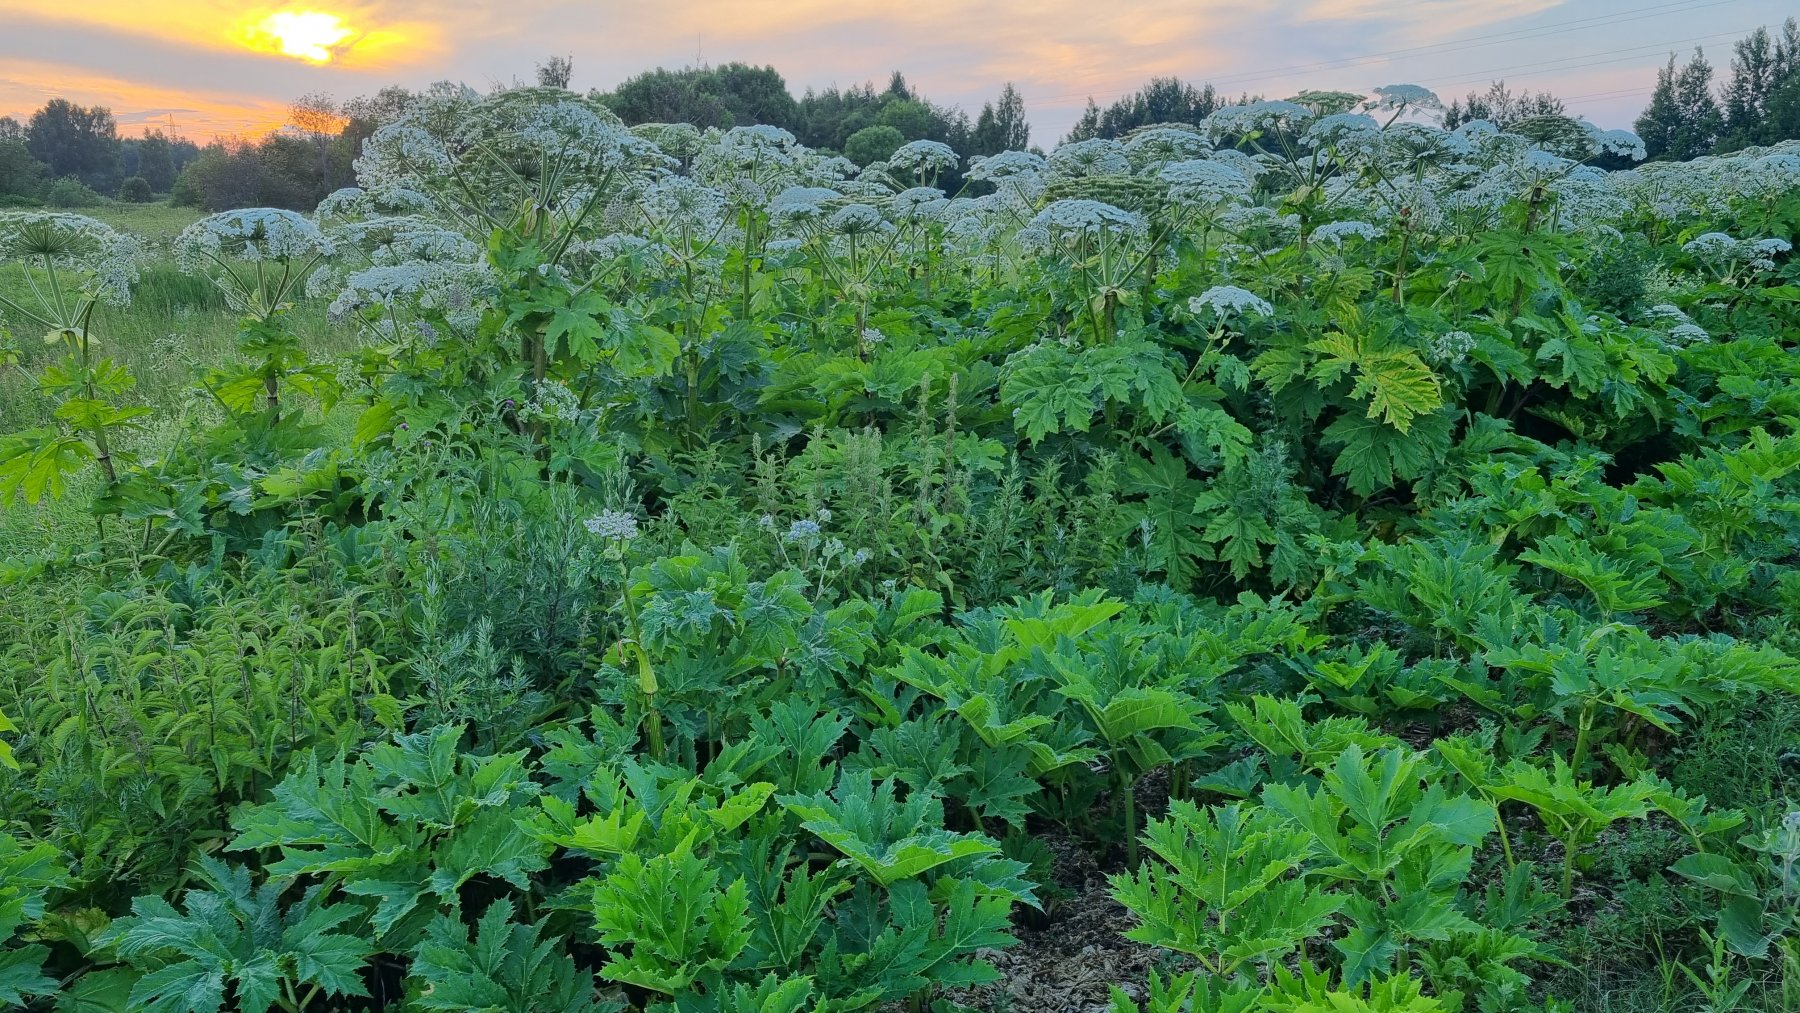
[1635,18,1800,160]
[0,91,396,212]
[591,64,1030,164]
[0,101,199,207]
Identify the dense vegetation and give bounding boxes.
[0,77,1798,1013]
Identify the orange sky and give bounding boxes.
[0,0,1784,144]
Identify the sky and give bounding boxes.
[0,0,1792,146]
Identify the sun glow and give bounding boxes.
[246,11,355,63]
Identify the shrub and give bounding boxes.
[117,175,153,202]
[44,176,103,207]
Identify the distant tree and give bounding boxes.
[170,135,325,212]
[537,55,574,89]
[1442,80,1567,129]
[1716,19,1800,151]
[1063,77,1227,142]
[1066,99,1103,145]
[1767,71,1800,141]
[1637,49,1723,161]
[844,124,905,166]
[25,99,122,193]
[172,142,263,211]
[0,140,49,201]
[135,129,178,192]
[289,92,349,191]
[971,83,1030,155]
[342,86,416,129]
[0,116,22,141]
[877,99,940,141]
[797,82,883,150]
[599,63,800,131]
[795,77,970,156]
[256,133,327,207]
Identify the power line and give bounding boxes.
[1198,0,1738,89]
[1034,0,1746,106]
[1427,25,1758,92]
[1562,85,1667,103]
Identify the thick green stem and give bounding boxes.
[1571,701,1596,774]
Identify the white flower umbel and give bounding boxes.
[1048,138,1132,178]
[0,212,142,324]
[584,509,640,541]
[176,209,334,316]
[888,140,960,183]
[1309,220,1384,246]
[1189,284,1274,319]
[1370,84,1442,112]
[1123,127,1212,171]
[1158,159,1254,208]
[1029,199,1147,239]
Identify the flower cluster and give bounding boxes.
[1426,330,1478,365]
[1159,159,1254,206]
[176,209,334,269]
[1029,199,1147,238]
[0,211,143,308]
[887,140,960,179]
[584,510,640,541]
[1048,138,1132,178]
[1190,285,1274,319]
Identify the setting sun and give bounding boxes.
[247,10,355,63]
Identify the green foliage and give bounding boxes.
[1112,801,1340,977]
[2,76,1799,1013]
[409,899,618,1011]
[101,856,372,1013]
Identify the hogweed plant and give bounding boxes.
[0,212,145,504]
[176,209,340,421]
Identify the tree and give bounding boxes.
[598,63,800,131]
[795,79,969,154]
[971,83,1030,155]
[1767,71,1800,142]
[340,84,417,168]
[172,142,264,211]
[135,129,177,193]
[884,71,913,102]
[25,99,121,193]
[289,92,349,191]
[1442,80,1567,129]
[537,55,574,89]
[1062,77,1227,142]
[876,99,940,141]
[844,124,905,166]
[0,117,22,142]
[0,140,48,201]
[170,134,326,212]
[1717,19,1800,150]
[1637,49,1724,161]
